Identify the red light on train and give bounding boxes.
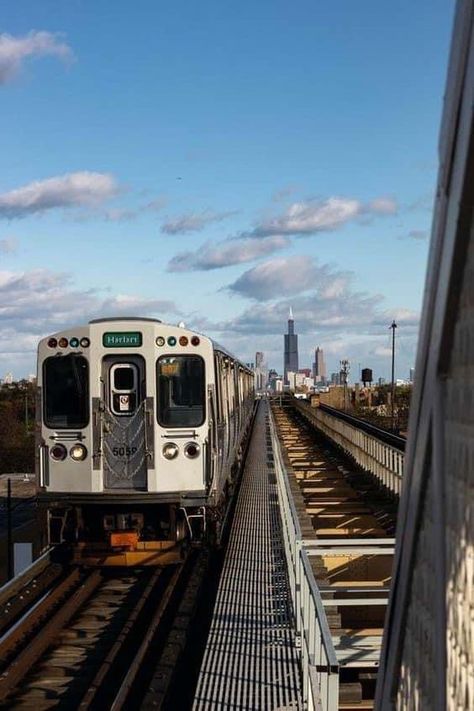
[50,444,67,461]
[47,338,58,348]
[191,336,200,346]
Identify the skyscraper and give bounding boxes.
[284,307,298,384]
[254,351,267,390]
[313,347,327,382]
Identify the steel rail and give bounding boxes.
[0,548,52,606]
[0,569,102,702]
[109,563,184,711]
[0,567,82,666]
[78,567,165,709]
[0,556,66,640]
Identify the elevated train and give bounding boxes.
[36,317,254,564]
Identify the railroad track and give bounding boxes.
[272,401,398,711]
[0,549,208,710]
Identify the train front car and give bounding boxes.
[36,317,232,565]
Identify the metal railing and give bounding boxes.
[295,402,404,496]
[268,408,339,711]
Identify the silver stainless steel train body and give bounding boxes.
[36,317,254,549]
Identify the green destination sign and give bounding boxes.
[103,331,143,348]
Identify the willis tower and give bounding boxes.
[284,307,299,384]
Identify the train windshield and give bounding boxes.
[43,355,89,428]
[156,356,205,427]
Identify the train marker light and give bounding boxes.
[47,338,58,348]
[179,336,188,346]
[80,337,90,348]
[191,336,200,346]
[167,336,177,346]
[156,336,165,347]
[70,337,80,348]
[163,442,179,459]
[50,444,67,461]
[70,444,87,461]
[184,442,200,458]
[58,337,68,348]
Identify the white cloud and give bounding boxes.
[226,256,353,301]
[0,31,73,84]
[254,197,361,236]
[167,234,289,272]
[252,196,397,237]
[161,210,236,234]
[0,172,119,219]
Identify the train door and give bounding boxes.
[102,355,147,490]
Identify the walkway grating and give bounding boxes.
[193,401,302,710]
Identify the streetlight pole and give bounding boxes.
[340,359,350,411]
[390,320,397,430]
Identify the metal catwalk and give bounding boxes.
[193,400,302,710]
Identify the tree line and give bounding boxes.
[0,382,35,473]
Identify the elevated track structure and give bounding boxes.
[0,548,208,709]
[270,398,400,710]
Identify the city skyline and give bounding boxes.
[0,2,453,378]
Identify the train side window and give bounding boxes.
[43,355,89,429]
[156,355,205,427]
[214,354,223,422]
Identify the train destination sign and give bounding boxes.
[103,331,143,348]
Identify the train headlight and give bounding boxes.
[70,444,87,461]
[50,444,67,461]
[162,443,179,460]
[156,336,165,347]
[184,442,200,459]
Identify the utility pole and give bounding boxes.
[390,320,397,431]
[340,359,350,411]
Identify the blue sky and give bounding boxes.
[0,0,453,379]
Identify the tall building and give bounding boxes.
[284,307,298,384]
[254,351,267,391]
[313,347,327,382]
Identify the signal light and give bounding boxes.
[50,444,67,461]
[162,442,179,460]
[184,442,200,459]
[70,337,79,348]
[167,336,177,346]
[156,336,165,347]
[80,337,90,348]
[179,336,188,346]
[191,336,200,346]
[58,337,68,348]
[47,338,58,348]
[70,444,87,461]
